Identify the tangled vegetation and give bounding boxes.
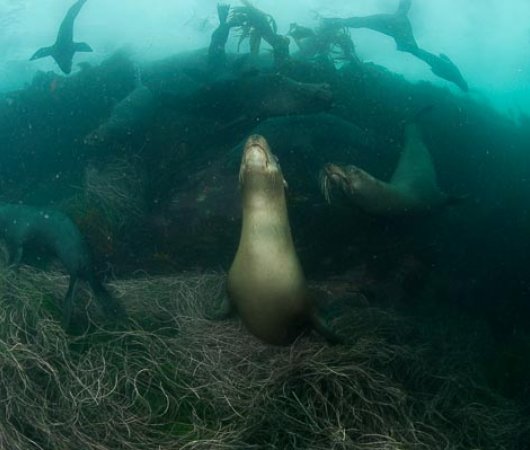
[0,264,527,449]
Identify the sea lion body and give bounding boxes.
[84,84,156,145]
[174,73,332,124]
[227,135,314,345]
[0,204,125,327]
[321,122,449,216]
[30,0,93,74]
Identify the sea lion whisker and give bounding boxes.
[319,170,332,204]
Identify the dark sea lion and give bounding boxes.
[30,0,93,74]
[208,3,233,69]
[170,72,332,125]
[227,135,340,345]
[84,82,157,145]
[0,204,126,328]
[321,0,418,53]
[411,48,468,92]
[320,120,451,216]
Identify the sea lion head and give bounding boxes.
[320,163,369,203]
[239,134,287,199]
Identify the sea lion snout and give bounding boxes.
[320,163,368,203]
[243,135,270,167]
[241,134,281,174]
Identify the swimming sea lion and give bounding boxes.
[321,0,418,53]
[30,0,93,74]
[0,203,126,328]
[227,135,339,345]
[411,48,468,92]
[320,120,452,216]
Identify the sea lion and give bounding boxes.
[30,0,93,74]
[321,0,418,53]
[411,48,468,92]
[0,203,126,328]
[208,3,234,70]
[320,120,452,216]
[227,135,339,345]
[168,72,332,125]
[84,80,157,145]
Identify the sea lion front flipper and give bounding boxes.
[309,290,344,345]
[73,42,93,53]
[30,46,54,61]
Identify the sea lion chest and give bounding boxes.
[227,211,311,345]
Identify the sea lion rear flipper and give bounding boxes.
[311,311,344,345]
[30,46,54,61]
[62,276,79,329]
[74,42,93,53]
[206,282,234,320]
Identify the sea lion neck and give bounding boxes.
[240,172,288,224]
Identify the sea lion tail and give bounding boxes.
[30,46,54,61]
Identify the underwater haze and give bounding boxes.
[1,0,530,116]
[1,1,530,449]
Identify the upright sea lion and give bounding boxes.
[411,48,468,92]
[320,118,452,216]
[30,0,93,74]
[0,203,126,328]
[227,135,339,345]
[321,0,418,53]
